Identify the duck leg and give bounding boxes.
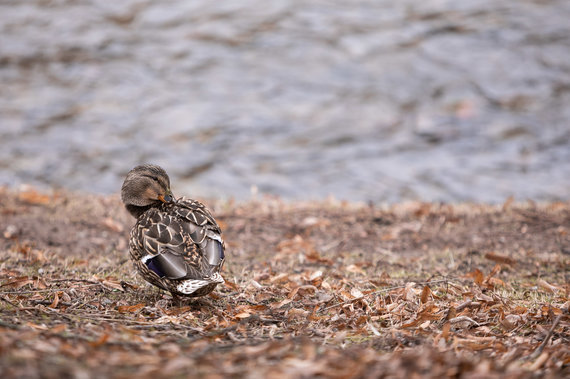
[171,292,183,307]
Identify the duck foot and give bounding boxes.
[171,293,183,307]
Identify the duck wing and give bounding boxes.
[170,197,225,267]
[131,199,224,282]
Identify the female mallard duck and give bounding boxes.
[121,164,225,299]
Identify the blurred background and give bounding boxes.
[1,0,569,203]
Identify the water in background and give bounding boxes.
[1,0,569,203]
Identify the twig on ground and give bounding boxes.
[49,278,102,285]
[0,320,20,329]
[529,313,563,360]
[449,316,481,327]
[0,283,103,295]
[455,299,472,312]
[29,299,73,307]
[1,295,19,307]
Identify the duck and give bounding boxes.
[121,164,225,300]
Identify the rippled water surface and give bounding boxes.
[1,0,569,203]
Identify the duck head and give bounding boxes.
[121,164,175,218]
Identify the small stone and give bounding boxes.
[4,225,17,239]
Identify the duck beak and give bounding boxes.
[158,191,174,203]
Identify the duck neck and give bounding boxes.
[126,203,156,218]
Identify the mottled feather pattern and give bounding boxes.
[129,197,225,297]
[171,197,221,231]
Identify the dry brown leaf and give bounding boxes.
[456,338,494,351]
[49,324,67,334]
[413,203,432,217]
[102,217,124,233]
[537,279,563,294]
[235,312,251,319]
[35,277,48,289]
[270,298,292,309]
[60,291,72,302]
[18,189,50,205]
[254,292,273,302]
[484,252,516,265]
[117,303,145,313]
[1,276,35,289]
[404,282,417,301]
[308,270,323,281]
[446,307,457,320]
[309,273,323,287]
[287,308,309,320]
[308,305,320,321]
[485,264,501,282]
[289,285,317,300]
[339,289,353,300]
[270,273,289,283]
[248,304,269,312]
[346,264,365,275]
[420,285,431,304]
[449,315,480,327]
[466,269,484,286]
[23,249,48,263]
[89,334,110,348]
[500,314,524,330]
[102,280,125,291]
[305,250,333,265]
[277,235,312,255]
[288,287,300,300]
[487,277,506,287]
[49,292,60,309]
[401,318,420,328]
[224,279,239,290]
[418,301,437,315]
[419,320,431,329]
[164,305,192,316]
[401,309,440,328]
[502,196,514,211]
[476,292,494,302]
[442,322,451,340]
[26,322,48,330]
[528,352,550,371]
[350,288,364,299]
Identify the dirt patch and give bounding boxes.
[1,187,569,377]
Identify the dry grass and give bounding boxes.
[0,187,568,378]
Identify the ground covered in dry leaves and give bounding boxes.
[0,187,568,378]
